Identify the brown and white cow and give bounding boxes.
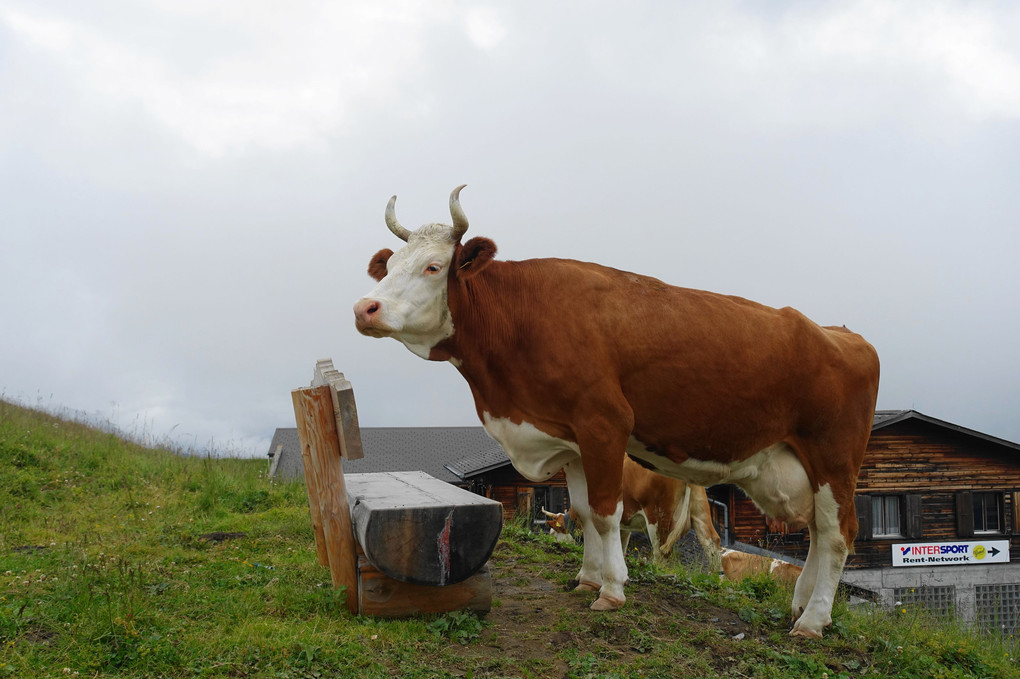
[619,458,722,569]
[541,458,722,569]
[721,549,805,585]
[539,508,575,542]
[354,186,880,637]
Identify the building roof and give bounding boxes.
[871,409,1020,452]
[268,426,501,484]
[445,447,513,480]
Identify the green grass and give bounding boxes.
[1,399,1018,678]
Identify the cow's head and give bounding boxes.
[540,508,569,534]
[354,185,497,358]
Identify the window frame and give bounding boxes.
[871,494,904,538]
[973,491,1005,535]
[956,490,1007,538]
[855,493,922,541]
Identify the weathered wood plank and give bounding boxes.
[295,424,329,568]
[292,385,359,612]
[357,557,492,617]
[346,471,503,586]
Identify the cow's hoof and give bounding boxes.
[789,625,823,639]
[574,580,600,592]
[790,614,827,638]
[590,595,624,611]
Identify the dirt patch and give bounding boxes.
[197,531,247,543]
[11,545,48,554]
[444,541,758,676]
[21,626,58,645]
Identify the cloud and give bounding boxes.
[1,2,460,157]
[464,7,507,51]
[2,0,1019,455]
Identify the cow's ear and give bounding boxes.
[367,248,393,281]
[455,237,497,280]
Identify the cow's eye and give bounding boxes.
[425,264,442,274]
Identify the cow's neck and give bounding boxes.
[428,260,533,416]
[429,259,522,364]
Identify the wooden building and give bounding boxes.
[709,410,1020,633]
[445,448,569,522]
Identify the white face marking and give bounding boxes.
[482,414,579,482]
[356,224,457,355]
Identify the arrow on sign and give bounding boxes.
[989,546,1001,557]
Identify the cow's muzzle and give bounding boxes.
[354,298,392,337]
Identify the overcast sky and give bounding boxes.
[2,1,1018,457]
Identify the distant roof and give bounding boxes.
[445,447,512,480]
[268,426,501,483]
[872,410,907,428]
[872,409,1020,452]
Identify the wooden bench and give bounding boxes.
[291,359,502,617]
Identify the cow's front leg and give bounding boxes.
[575,433,629,611]
[563,462,603,592]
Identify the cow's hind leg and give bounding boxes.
[791,526,819,620]
[588,503,627,610]
[790,484,848,638]
[691,517,723,574]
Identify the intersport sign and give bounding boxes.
[892,540,1010,567]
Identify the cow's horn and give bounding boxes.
[385,195,411,242]
[449,184,469,241]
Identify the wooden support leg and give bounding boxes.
[357,557,492,617]
[292,385,359,614]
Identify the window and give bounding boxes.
[872,496,902,537]
[976,583,1020,636]
[974,492,1004,534]
[854,494,922,540]
[956,491,1005,537]
[894,585,956,619]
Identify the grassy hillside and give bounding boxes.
[1,399,1017,678]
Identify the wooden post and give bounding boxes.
[292,385,358,613]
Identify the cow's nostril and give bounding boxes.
[354,299,383,324]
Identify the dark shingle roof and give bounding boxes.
[445,447,512,479]
[871,409,1020,451]
[872,410,908,427]
[268,426,501,483]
